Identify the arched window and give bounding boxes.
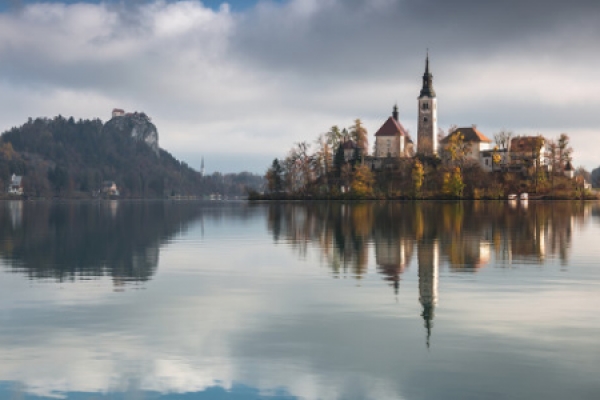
[424,117,428,123]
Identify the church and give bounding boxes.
[365,54,439,169]
[364,54,507,173]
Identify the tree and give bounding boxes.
[442,167,465,197]
[557,133,573,174]
[349,119,368,158]
[285,142,312,193]
[350,164,374,197]
[443,131,468,167]
[491,146,502,171]
[326,126,343,153]
[333,143,345,177]
[412,159,424,196]
[494,129,513,151]
[313,134,331,189]
[266,159,284,192]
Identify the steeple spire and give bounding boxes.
[420,51,436,98]
[392,104,399,122]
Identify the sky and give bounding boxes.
[0,0,599,174]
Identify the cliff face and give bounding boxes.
[591,167,600,188]
[103,112,159,156]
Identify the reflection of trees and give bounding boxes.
[0,201,208,284]
[267,203,372,278]
[266,201,588,347]
[267,201,585,278]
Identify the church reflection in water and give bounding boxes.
[266,201,588,346]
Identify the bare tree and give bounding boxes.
[494,129,513,151]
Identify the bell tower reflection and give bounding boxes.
[418,239,439,348]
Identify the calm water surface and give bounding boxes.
[0,200,599,400]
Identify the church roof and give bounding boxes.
[342,139,357,150]
[441,127,492,144]
[374,117,409,137]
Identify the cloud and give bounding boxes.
[0,0,599,172]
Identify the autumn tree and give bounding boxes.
[442,167,465,197]
[412,158,424,196]
[443,131,468,167]
[350,164,374,197]
[491,146,502,171]
[313,134,332,189]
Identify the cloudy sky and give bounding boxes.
[1,0,599,173]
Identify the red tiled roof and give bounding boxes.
[374,117,408,137]
[441,127,492,143]
[510,136,544,152]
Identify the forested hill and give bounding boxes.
[0,115,263,198]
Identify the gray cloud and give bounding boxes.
[0,0,599,172]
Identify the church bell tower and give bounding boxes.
[417,53,438,156]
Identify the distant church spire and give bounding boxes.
[200,157,205,177]
[392,104,399,122]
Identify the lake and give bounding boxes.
[0,200,599,400]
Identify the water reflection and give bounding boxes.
[0,201,597,399]
[266,201,589,346]
[266,201,586,274]
[0,201,209,285]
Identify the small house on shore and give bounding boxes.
[7,174,23,195]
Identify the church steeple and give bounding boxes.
[392,104,399,122]
[419,52,436,98]
[417,51,438,156]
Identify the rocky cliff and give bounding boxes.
[103,112,159,156]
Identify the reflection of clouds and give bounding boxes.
[443,287,600,352]
[1,203,598,399]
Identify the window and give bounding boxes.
[424,117,428,123]
[422,102,429,110]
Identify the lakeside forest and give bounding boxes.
[257,120,596,200]
[0,115,263,199]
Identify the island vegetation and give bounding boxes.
[254,121,596,200]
